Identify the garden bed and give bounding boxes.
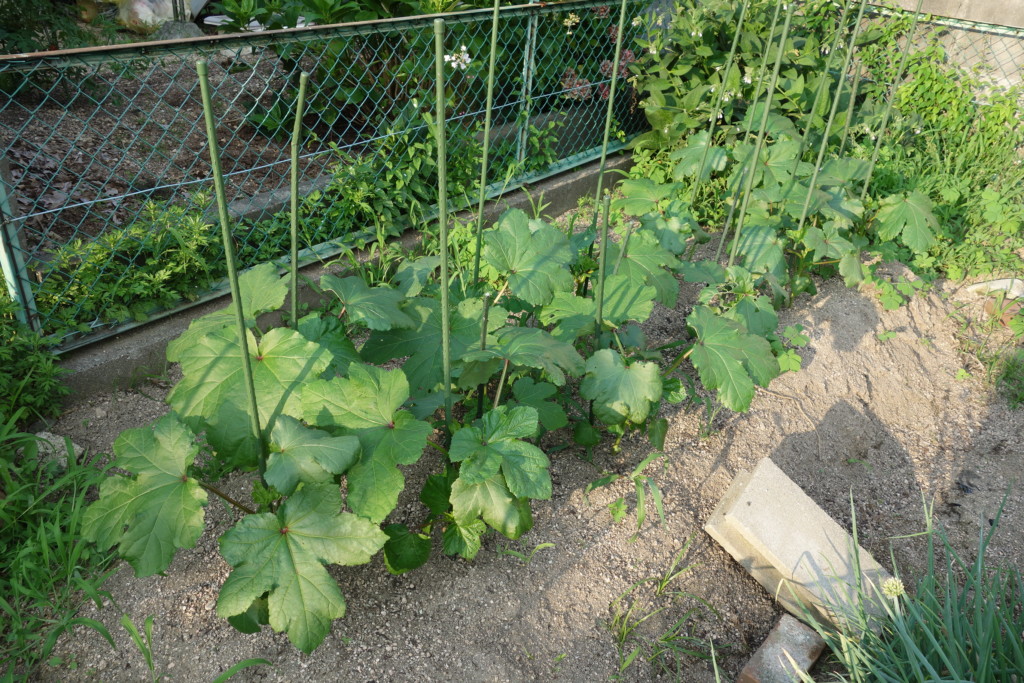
[39,255,1024,681]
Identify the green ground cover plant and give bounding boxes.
[0,412,117,680]
[0,298,69,424]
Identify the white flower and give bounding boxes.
[563,12,581,29]
[631,16,642,27]
[698,31,703,37]
[444,45,472,70]
[649,45,657,55]
[882,578,905,600]
[743,75,752,84]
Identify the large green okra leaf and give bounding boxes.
[82,414,207,577]
[449,406,550,500]
[167,263,287,363]
[167,326,333,469]
[482,209,573,306]
[217,484,387,653]
[580,349,663,426]
[303,364,431,523]
[687,306,780,412]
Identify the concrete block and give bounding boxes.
[705,458,891,630]
[737,614,826,683]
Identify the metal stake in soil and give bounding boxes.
[290,72,309,329]
[471,0,502,285]
[434,19,453,433]
[197,60,266,475]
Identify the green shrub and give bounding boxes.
[0,298,69,424]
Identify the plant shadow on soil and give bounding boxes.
[38,263,1024,682]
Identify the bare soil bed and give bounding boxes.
[40,266,1024,682]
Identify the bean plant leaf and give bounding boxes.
[302,364,431,522]
[217,484,387,653]
[265,415,360,496]
[874,191,938,254]
[580,349,663,426]
[670,130,729,181]
[450,406,550,500]
[461,327,584,387]
[482,209,573,306]
[82,414,207,577]
[450,473,533,540]
[510,378,568,431]
[167,327,333,469]
[167,263,287,363]
[687,306,781,412]
[362,297,505,396]
[320,275,415,331]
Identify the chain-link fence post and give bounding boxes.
[0,157,38,329]
[516,0,540,165]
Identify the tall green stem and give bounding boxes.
[197,61,266,477]
[591,0,630,213]
[433,19,453,433]
[471,0,501,284]
[860,0,924,202]
[476,291,492,419]
[290,72,309,328]
[836,70,861,158]
[727,2,795,268]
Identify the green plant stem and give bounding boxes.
[728,2,795,268]
[689,0,750,208]
[425,440,450,458]
[290,72,309,328]
[433,19,453,434]
[591,0,630,212]
[476,291,492,419]
[662,346,694,377]
[493,359,510,409]
[198,481,257,515]
[860,0,925,202]
[594,195,613,349]
[471,0,501,285]
[197,60,266,479]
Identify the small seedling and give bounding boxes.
[497,542,555,565]
[876,330,897,342]
[585,452,667,541]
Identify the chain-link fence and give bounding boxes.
[1,0,1022,351]
[0,0,650,349]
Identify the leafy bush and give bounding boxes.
[0,298,69,423]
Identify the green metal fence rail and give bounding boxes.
[0,0,650,349]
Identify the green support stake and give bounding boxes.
[860,0,925,202]
[594,194,612,350]
[592,0,631,211]
[728,2,796,268]
[471,0,502,285]
[516,0,540,166]
[0,168,37,330]
[434,19,453,433]
[290,72,309,329]
[197,60,267,478]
